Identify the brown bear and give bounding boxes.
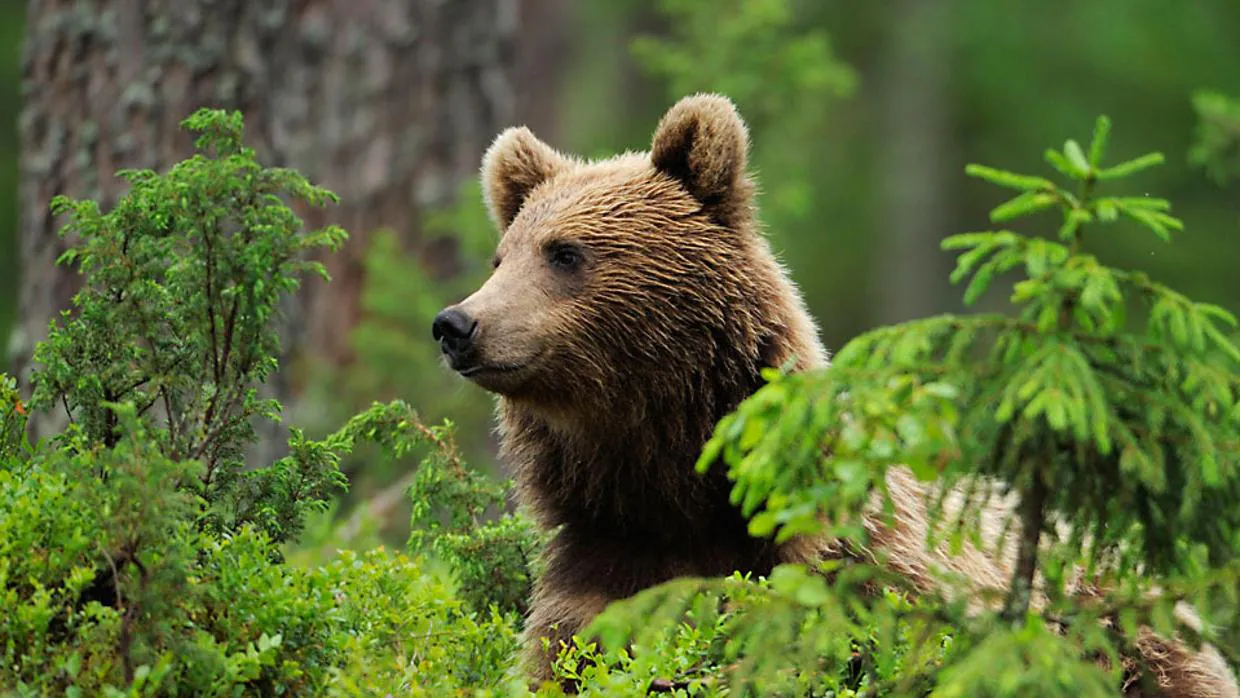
[431,93,1239,697]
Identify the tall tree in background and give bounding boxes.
[873,0,954,325]
[14,0,543,451]
[0,2,19,349]
[515,0,572,140]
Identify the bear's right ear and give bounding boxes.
[481,126,570,232]
[650,93,753,225]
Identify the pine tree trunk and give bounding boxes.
[15,0,524,453]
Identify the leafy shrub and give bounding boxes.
[0,110,529,697]
[406,419,546,618]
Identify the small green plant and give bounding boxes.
[27,108,349,544]
[406,418,546,618]
[576,116,1240,696]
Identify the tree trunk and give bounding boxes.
[873,0,954,325]
[15,0,524,452]
[514,0,572,140]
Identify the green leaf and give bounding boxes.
[965,164,1056,191]
[792,574,832,607]
[696,434,726,473]
[950,241,999,285]
[739,416,765,451]
[1064,139,1091,176]
[1121,207,1181,242]
[941,231,1014,250]
[1111,196,1172,212]
[1045,392,1068,431]
[1201,453,1221,487]
[748,510,778,538]
[1097,152,1165,180]
[1057,208,1092,241]
[1045,149,1079,179]
[990,191,1058,222]
[1088,115,1111,167]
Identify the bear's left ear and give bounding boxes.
[650,93,753,225]
[481,126,571,232]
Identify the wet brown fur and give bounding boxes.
[446,94,1238,696]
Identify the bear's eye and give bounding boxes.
[546,244,584,272]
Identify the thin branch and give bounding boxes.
[61,395,76,425]
[204,229,221,386]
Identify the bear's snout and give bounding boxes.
[432,307,479,364]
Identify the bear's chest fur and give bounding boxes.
[498,360,782,597]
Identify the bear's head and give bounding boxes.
[432,94,824,430]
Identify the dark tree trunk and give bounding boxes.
[15,0,525,453]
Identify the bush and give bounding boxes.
[0,110,531,697]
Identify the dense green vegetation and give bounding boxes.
[0,110,533,696]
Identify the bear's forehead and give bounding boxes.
[510,158,698,236]
[540,159,655,207]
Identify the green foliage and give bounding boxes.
[562,570,959,697]
[632,0,856,129]
[0,376,24,461]
[28,108,348,544]
[566,117,1240,695]
[940,119,1238,576]
[3,56,1239,698]
[301,179,501,549]
[341,179,497,442]
[1191,90,1240,186]
[407,420,546,618]
[0,110,527,696]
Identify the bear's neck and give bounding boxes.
[499,357,769,548]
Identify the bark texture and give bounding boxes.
[16,0,532,449]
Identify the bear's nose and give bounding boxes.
[432,307,478,357]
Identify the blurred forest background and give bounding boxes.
[1,0,1237,552]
